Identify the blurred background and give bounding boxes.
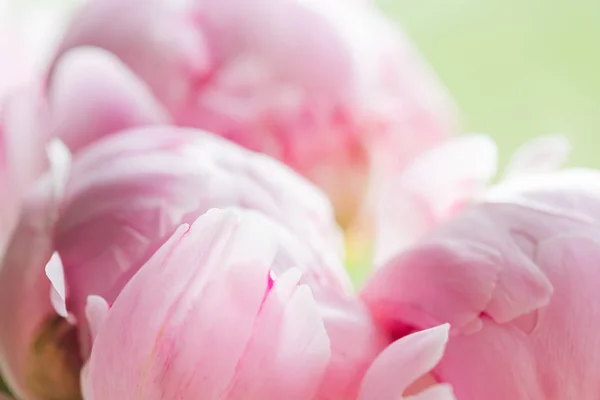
[10,0,600,168]
[379,0,600,169]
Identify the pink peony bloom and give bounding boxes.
[50,126,385,399]
[362,168,600,399]
[52,0,456,226]
[0,127,388,399]
[50,126,345,345]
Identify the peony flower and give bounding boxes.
[50,126,345,343]
[52,0,457,227]
[0,127,388,399]
[362,167,600,399]
[50,126,384,399]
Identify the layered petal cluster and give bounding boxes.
[0,126,399,400]
[363,167,600,399]
[50,0,457,226]
[84,209,331,400]
[52,126,345,343]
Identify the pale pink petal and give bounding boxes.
[314,294,389,399]
[2,0,81,75]
[53,0,211,107]
[223,268,331,400]
[407,384,455,400]
[358,325,453,400]
[0,1,34,98]
[84,295,109,343]
[502,135,571,180]
[45,139,72,200]
[374,135,497,265]
[45,252,69,319]
[221,208,385,400]
[363,217,553,335]
[0,87,48,250]
[48,47,170,152]
[483,168,600,205]
[80,362,92,400]
[87,210,281,399]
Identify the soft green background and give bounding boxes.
[379,0,600,168]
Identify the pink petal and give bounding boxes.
[0,87,48,250]
[87,210,281,398]
[53,0,211,107]
[84,295,109,343]
[484,168,600,205]
[407,384,455,400]
[48,47,170,152]
[45,139,72,200]
[363,212,554,335]
[436,233,600,399]
[374,135,497,265]
[314,294,389,400]
[502,135,571,180]
[222,268,331,399]
[0,1,34,99]
[358,324,453,400]
[45,252,69,319]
